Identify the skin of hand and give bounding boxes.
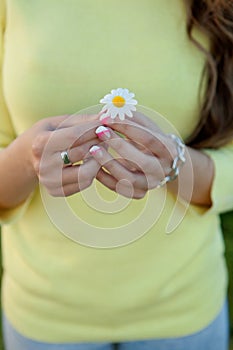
[90,112,214,206]
[0,113,108,210]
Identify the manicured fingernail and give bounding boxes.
[89,145,103,157]
[100,116,111,125]
[95,126,111,139]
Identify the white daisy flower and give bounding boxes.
[99,88,138,121]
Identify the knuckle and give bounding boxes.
[131,156,148,173]
[147,178,158,190]
[111,137,123,149]
[161,140,171,156]
[45,178,60,189]
[77,183,86,192]
[66,129,78,146]
[64,127,84,148]
[134,191,147,199]
[139,157,151,171]
[143,157,158,174]
[46,188,60,197]
[143,133,155,147]
[31,132,50,157]
[31,140,42,157]
[77,167,96,186]
[39,170,60,188]
[33,159,40,175]
[76,177,93,192]
[49,186,75,197]
[83,178,93,189]
[34,119,47,130]
[128,173,138,186]
[123,122,133,135]
[77,145,88,159]
[75,124,93,143]
[159,135,175,158]
[64,188,77,197]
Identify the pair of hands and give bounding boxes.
[31,112,180,199]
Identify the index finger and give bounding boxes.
[55,113,101,129]
[105,111,162,133]
[103,119,165,156]
[45,121,100,153]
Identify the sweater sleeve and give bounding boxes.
[0,0,32,224]
[0,0,15,149]
[203,142,233,215]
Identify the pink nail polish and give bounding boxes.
[89,145,103,157]
[100,116,111,125]
[95,126,111,139]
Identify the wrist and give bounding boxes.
[0,133,39,210]
[168,146,214,207]
[157,134,186,188]
[12,132,39,184]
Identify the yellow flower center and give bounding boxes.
[112,95,125,108]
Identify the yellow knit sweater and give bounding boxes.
[0,0,233,342]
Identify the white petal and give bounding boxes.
[119,111,126,120]
[110,108,119,119]
[105,108,112,115]
[108,105,119,118]
[99,112,109,120]
[130,105,137,111]
[123,88,129,96]
[100,98,107,104]
[105,93,114,100]
[123,105,131,114]
[104,103,114,110]
[125,109,133,118]
[100,97,113,104]
[107,106,115,115]
[104,93,113,99]
[128,92,135,99]
[116,88,124,96]
[129,99,138,105]
[111,89,117,95]
[125,97,133,103]
[121,91,128,99]
[101,105,108,112]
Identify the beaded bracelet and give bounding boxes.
[156,134,186,188]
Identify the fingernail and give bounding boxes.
[95,126,111,139]
[89,145,103,157]
[100,116,111,125]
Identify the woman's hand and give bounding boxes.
[90,115,177,199]
[0,113,104,210]
[90,112,214,206]
[31,114,103,197]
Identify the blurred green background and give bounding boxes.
[0,211,233,349]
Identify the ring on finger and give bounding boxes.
[60,150,72,166]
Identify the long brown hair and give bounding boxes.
[185,0,233,149]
